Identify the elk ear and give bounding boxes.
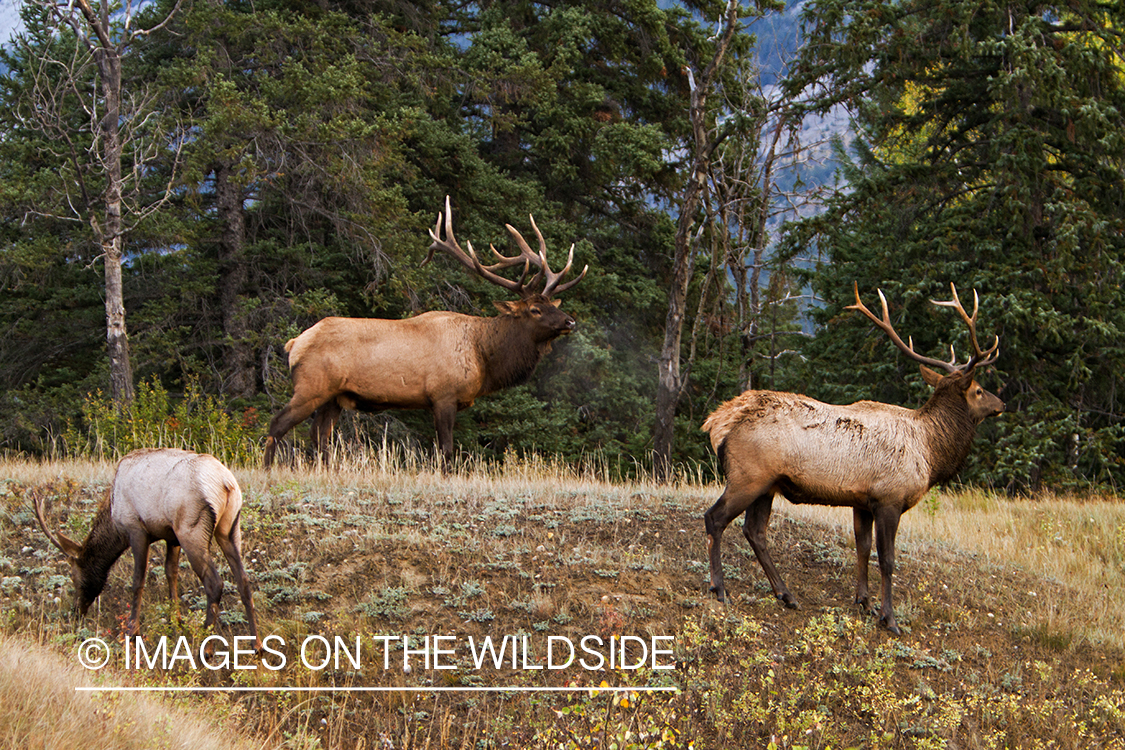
[550,299,562,308]
[56,532,83,560]
[493,300,520,315]
[919,365,943,388]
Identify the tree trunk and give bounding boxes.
[652,0,740,481]
[103,238,134,406]
[215,162,255,399]
[653,170,705,481]
[94,42,134,407]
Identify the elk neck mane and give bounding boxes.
[477,307,554,394]
[78,502,130,602]
[917,378,979,485]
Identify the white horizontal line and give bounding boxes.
[76,685,678,693]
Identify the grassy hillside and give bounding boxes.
[1,457,1123,748]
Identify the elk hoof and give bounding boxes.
[709,584,727,602]
[778,593,800,610]
[880,615,902,636]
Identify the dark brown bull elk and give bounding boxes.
[263,197,587,470]
[702,283,1003,634]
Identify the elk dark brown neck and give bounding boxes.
[77,504,130,606]
[919,384,979,485]
[478,313,555,394]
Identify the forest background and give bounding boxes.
[0,0,1121,494]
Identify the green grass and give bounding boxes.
[1,457,1124,748]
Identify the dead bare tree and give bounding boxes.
[19,0,184,407]
[654,3,826,479]
[653,0,743,481]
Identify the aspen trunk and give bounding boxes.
[94,43,134,406]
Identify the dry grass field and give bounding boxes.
[1,455,1123,749]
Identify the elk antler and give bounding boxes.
[930,282,1000,369]
[28,487,82,559]
[846,282,1000,374]
[503,217,587,297]
[424,196,587,298]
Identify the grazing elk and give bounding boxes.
[263,196,587,470]
[32,448,261,649]
[702,283,1003,634]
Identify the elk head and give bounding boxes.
[492,294,576,341]
[30,488,111,615]
[847,282,1004,422]
[424,195,587,332]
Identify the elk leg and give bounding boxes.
[741,494,799,609]
[126,533,152,636]
[180,505,224,639]
[215,522,262,651]
[852,507,874,612]
[704,488,789,604]
[874,505,903,635]
[164,542,182,621]
[703,490,739,602]
[182,543,224,631]
[310,399,343,463]
[432,401,457,474]
[264,392,333,467]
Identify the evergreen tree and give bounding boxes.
[153,3,423,399]
[783,0,1125,491]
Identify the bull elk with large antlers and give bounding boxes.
[263,197,587,470]
[31,448,261,648]
[702,283,1003,634]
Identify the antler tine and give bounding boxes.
[930,283,1000,367]
[930,283,977,327]
[486,243,536,289]
[548,247,588,296]
[526,214,588,297]
[499,224,546,293]
[425,196,476,269]
[846,282,962,373]
[28,487,74,557]
[529,214,572,295]
[423,196,457,264]
[908,336,960,372]
[504,214,586,298]
[425,196,524,294]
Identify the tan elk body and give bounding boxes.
[33,448,261,648]
[264,197,586,469]
[703,284,1003,634]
